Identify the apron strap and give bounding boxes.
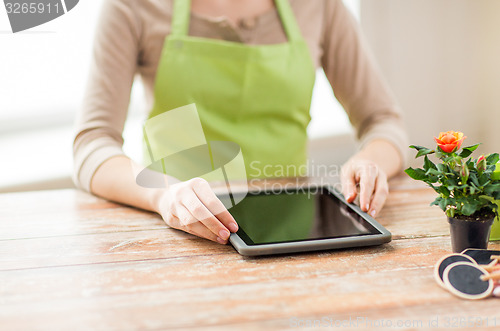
[275,0,302,42]
[171,0,303,42]
[171,0,191,37]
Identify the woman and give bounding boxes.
[73,0,407,245]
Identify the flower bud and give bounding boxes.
[460,162,469,183]
[477,155,487,172]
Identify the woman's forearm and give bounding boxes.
[90,155,238,244]
[90,155,166,213]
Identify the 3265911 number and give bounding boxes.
[5,2,61,14]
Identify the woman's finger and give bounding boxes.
[191,178,239,233]
[367,173,389,218]
[183,220,222,243]
[180,190,231,241]
[358,163,378,212]
[340,164,358,203]
[174,204,226,244]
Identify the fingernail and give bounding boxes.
[216,237,226,244]
[219,229,230,240]
[370,210,376,218]
[228,222,238,233]
[365,204,370,212]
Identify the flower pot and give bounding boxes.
[448,215,495,253]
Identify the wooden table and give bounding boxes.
[1,177,500,330]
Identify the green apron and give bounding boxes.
[145,0,315,179]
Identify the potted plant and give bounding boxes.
[405,131,500,252]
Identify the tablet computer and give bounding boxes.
[225,185,391,256]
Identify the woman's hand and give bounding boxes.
[155,177,239,244]
[340,139,402,218]
[341,158,388,218]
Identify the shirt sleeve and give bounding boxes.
[73,0,140,192]
[320,0,408,167]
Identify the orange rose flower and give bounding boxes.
[434,131,466,153]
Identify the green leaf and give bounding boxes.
[478,175,490,187]
[479,195,495,203]
[426,168,441,176]
[417,148,435,158]
[430,197,440,206]
[409,145,435,158]
[437,185,450,196]
[458,144,480,158]
[488,164,497,172]
[405,168,428,181]
[485,183,500,196]
[423,155,437,171]
[470,173,479,186]
[436,163,447,173]
[463,144,480,152]
[445,177,459,189]
[426,175,438,184]
[459,150,473,158]
[435,149,444,159]
[442,155,456,164]
[438,197,449,211]
[461,203,477,216]
[486,153,500,165]
[409,145,427,151]
[431,197,448,212]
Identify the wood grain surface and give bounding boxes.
[1,177,500,330]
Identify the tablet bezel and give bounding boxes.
[227,185,392,256]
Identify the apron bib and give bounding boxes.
[145,0,315,179]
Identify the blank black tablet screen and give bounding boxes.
[227,187,381,245]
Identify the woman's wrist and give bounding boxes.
[355,139,402,178]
